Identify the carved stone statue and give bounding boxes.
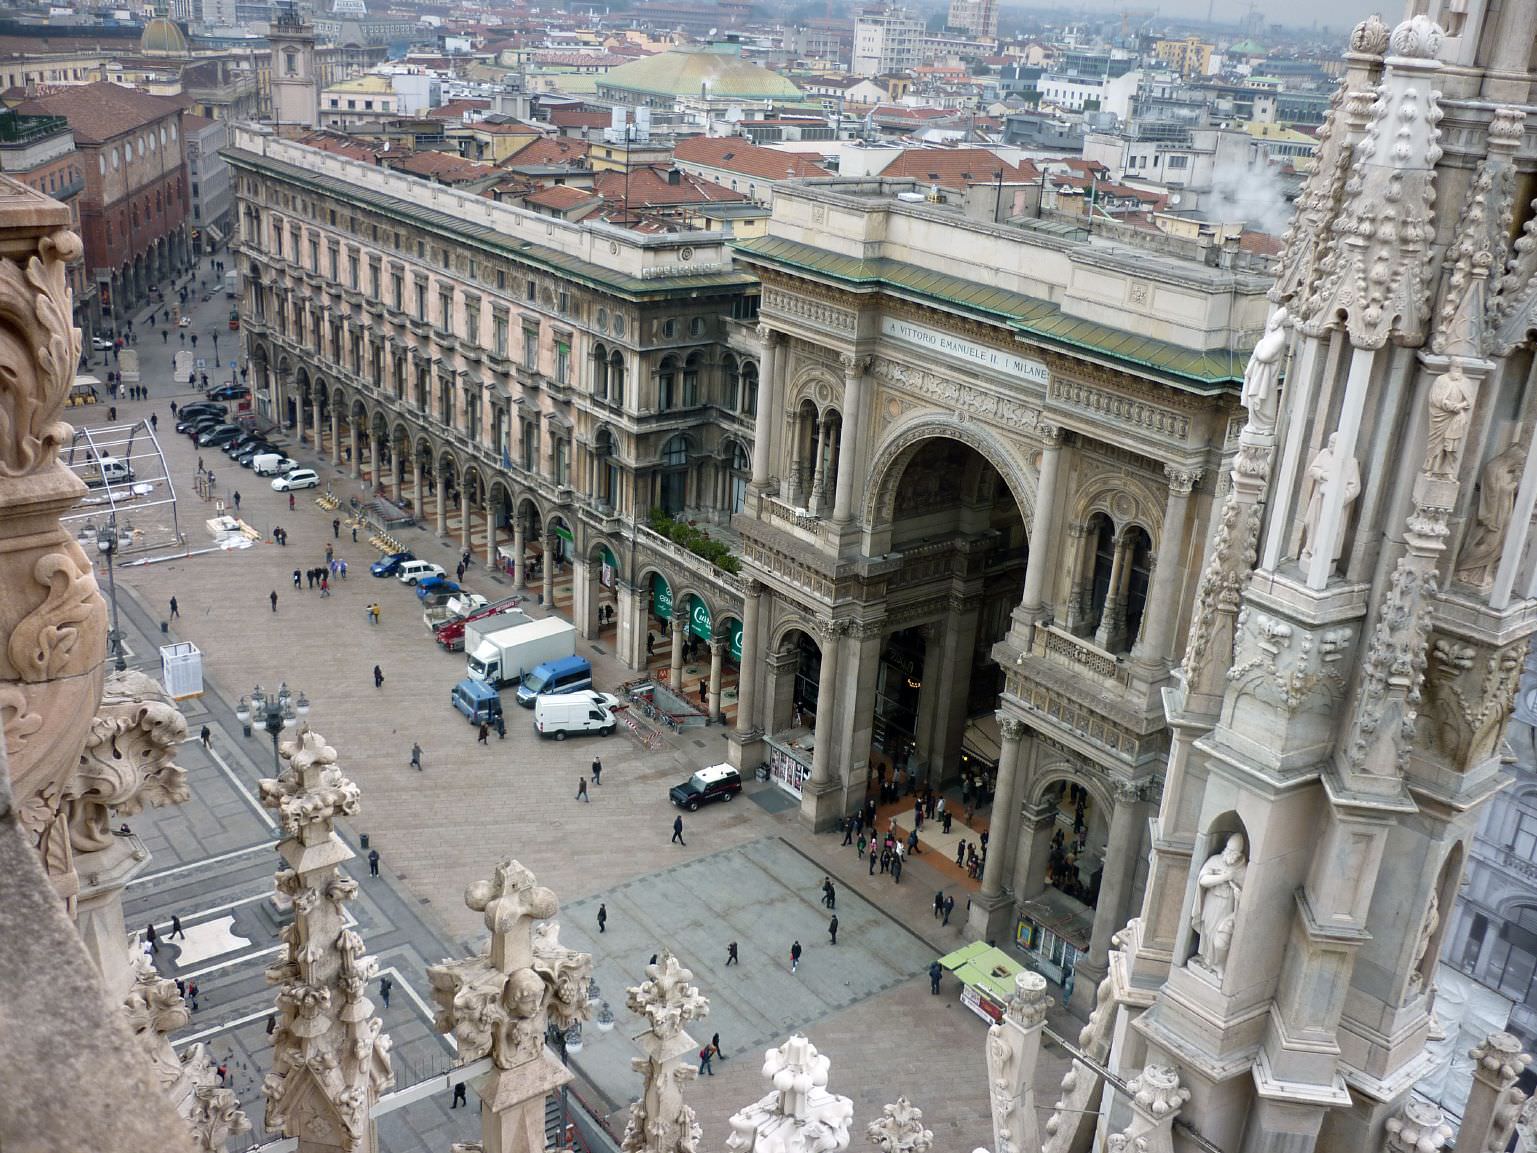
[624,951,709,1153]
[1456,435,1527,587]
[726,1034,853,1153]
[1189,834,1247,978]
[1424,365,1473,479]
[1410,889,1440,990]
[867,1098,932,1153]
[1299,434,1362,570]
[1240,307,1289,428]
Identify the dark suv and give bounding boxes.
[668,765,742,811]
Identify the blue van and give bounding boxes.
[514,655,593,708]
[451,677,503,724]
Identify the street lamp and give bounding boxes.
[95,518,127,672]
[236,682,311,774]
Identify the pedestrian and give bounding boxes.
[841,820,854,846]
[591,757,602,784]
[828,915,839,945]
[726,941,739,966]
[857,833,867,859]
[934,891,945,919]
[956,840,967,867]
[368,848,380,877]
[647,632,655,657]
[790,940,802,973]
[266,1012,277,1035]
[943,895,955,925]
[146,923,158,953]
[826,880,837,909]
[373,664,384,689]
[169,595,179,619]
[232,490,241,511]
[370,603,380,624]
[216,1062,227,1086]
[698,1043,715,1076]
[352,525,357,543]
[162,329,168,343]
[149,412,158,430]
[186,980,199,1010]
[320,575,329,597]
[294,569,302,589]
[478,722,489,744]
[495,714,506,739]
[411,742,423,771]
[379,976,392,1007]
[171,914,185,940]
[597,903,607,933]
[699,680,707,706]
[879,847,890,875]
[270,590,278,613]
[892,854,903,884]
[456,561,465,582]
[451,1082,467,1109]
[869,847,877,876]
[907,828,921,856]
[332,517,340,539]
[200,724,211,749]
[929,960,943,994]
[711,1032,726,1060]
[672,815,686,845]
[576,777,589,802]
[289,492,295,511]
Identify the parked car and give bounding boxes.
[415,575,460,600]
[197,424,242,447]
[534,694,615,740]
[669,764,743,811]
[396,559,445,586]
[91,335,113,351]
[451,678,503,726]
[370,551,417,577]
[208,384,249,401]
[185,416,226,439]
[224,434,264,457]
[270,468,319,492]
[234,442,278,466]
[514,655,593,708]
[252,454,298,476]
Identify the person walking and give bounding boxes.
[869,847,878,876]
[150,412,158,431]
[789,940,802,974]
[200,724,211,750]
[698,1043,716,1076]
[169,595,179,619]
[672,815,686,846]
[294,568,303,589]
[478,722,489,745]
[146,923,158,953]
[820,876,833,908]
[929,960,943,995]
[891,853,903,884]
[857,833,867,859]
[288,492,295,511]
[368,848,380,877]
[332,518,340,539]
[266,1013,277,1035]
[576,777,590,802]
[171,914,185,940]
[451,1082,467,1109]
[319,574,329,598]
[711,1032,726,1060]
[270,589,278,613]
[410,743,423,771]
[186,979,198,1011]
[943,895,955,926]
[352,525,358,543]
[379,976,392,1008]
[841,820,854,847]
[591,756,602,785]
[232,490,241,512]
[934,891,945,919]
[726,941,739,966]
[495,713,506,739]
[597,903,607,934]
[828,915,839,945]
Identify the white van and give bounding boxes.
[252,453,296,476]
[86,456,134,487]
[534,694,615,740]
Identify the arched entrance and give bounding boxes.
[580,541,620,641]
[760,626,822,797]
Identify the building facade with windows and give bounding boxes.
[227,126,764,706]
[184,114,232,252]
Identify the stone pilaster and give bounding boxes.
[623,951,709,1153]
[985,972,1049,1153]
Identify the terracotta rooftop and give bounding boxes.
[879,148,1038,190]
[393,150,497,183]
[547,107,612,128]
[592,165,746,208]
[15,80,180,145]
[674,135,829,181]
[426,98,491,120]
[501,135,590,168]
[296,130,389,162]
[525,184,603,210]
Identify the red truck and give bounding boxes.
[434,594,526,651]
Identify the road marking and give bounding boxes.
[147,889,275,931]
[128,841,272,887]
[205,741,277,830]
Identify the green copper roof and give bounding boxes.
[733,234,1247,391]
[600,43,802,102]
[227,146,756,301]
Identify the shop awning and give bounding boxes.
[963,713,1001,763]
[937,941,1025,1002]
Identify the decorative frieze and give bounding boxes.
[762,285,857,333]
[872,360,1042,430]
[1050,377,1191,442]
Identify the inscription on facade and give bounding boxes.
[1050,377,1191,442]
[881,317,1050,386]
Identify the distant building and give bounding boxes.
[1153,36,1214,78]
[183,114,232,252]
[596,42,802,113]
[319,74,398,128]
[946,0,998,41]
[852,8,922,78]
[0,107,88,327]
[672,135,830,205]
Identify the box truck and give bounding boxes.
[465,616,576,688]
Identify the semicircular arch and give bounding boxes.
[863,414,1037,529]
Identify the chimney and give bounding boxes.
[667,168,682,185]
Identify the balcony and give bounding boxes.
[762,496,823,542]
[1031,623,1131,689]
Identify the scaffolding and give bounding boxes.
[61,420,184,558]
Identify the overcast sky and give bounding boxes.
[1037,0,1394,34]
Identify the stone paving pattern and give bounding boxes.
[91,257,1078,1151]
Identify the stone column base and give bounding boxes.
[727,730,763,773]
[799,780,846,833]
[1069,956,1107,1019]
[965,890,1015,946]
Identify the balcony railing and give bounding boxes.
[1032,622,1129,687]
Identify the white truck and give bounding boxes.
[423,591,491,631]
[466,616,576,689]
[224,269,239,298]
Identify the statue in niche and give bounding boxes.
[1189,834,1247,978]
[1410,889,1440,990]
[1240,307,1289,426]
[1424,365,1473,479]
[1456,434,1527,588]
[1299,434,1361,571]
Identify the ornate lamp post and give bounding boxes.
[235,683,309,771]
[95,517,127,672]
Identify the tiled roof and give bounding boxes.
[525,184,602,210]
[393,150,497,183]
[674,136,829,181]
[426,98,491,120]
[548,107,612,129]
[591,165,746,208]
[296,131,390,162]
[879,148,1037,190]
[502,135,590,168]
[15,80,179,145]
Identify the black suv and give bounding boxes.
[668,765,743,811]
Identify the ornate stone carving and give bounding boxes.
[1299,435,1361,570]
[867,1099,931,1153]
[869,356,1041,428]
[1417,637,1525,773]
[260,724,392,1151]
[1424,366,1473,478]
[1455,437,1526,588]
[1385,1100,1454,1153]
[67,670,189,854]
[1387,13,1444,59]
[1049,376,1190,442]
[1164,465,1203,498]
[0,226,79,476]
[1189,834,1247,979]
[1104,1066,1190,1153]
[1227,608,1352,715]
[1239,307,1288,430]
[623,951,708,1153]
[726,1034,853,1153]
[1349,13,1390,55]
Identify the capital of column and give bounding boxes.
[1164,465,1204,496]
[671,615,687,633]
[1000,717,1027,743]
[1111,777,1151,805]
[815,618,850,642]
[709,637,726,655]
[1039,421,1065,447]
[839,352,871,377]
[755,323,783,347]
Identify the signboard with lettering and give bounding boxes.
[881,317,1049,386]
[651,573,673,620]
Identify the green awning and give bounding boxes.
[938,941,1025,1002]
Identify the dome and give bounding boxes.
[600,43,801,103]
[140,16,188,55]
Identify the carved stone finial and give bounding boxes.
[1388,14,1445,61]
[1385,1099,1454,1153]
[624,950,710,1153]
[727,1034,853,1153]
[1349,13,1390,55]
[867,1097,932,1153]
[1471,1032,1531,1084]
[1127,1065,1190,1119]
[1005,971,1049,1030]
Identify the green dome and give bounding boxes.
[140,16,188,55]
[600,43,801,102]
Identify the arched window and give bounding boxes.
[729,442,749,514]
[658,355,678,410]
[741,360,759,417]
[1121,527,1153,653]
[659,434,688,515]
[683,352,701,407]
[592,342,608,400]
[722,353,739,411]
[610,350,626,406]
[595,427,618,510]
[1086,513,1115,634]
